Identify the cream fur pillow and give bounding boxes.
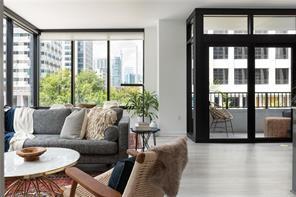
[86,107,117,140]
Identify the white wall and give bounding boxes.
[157,19,186,135]
[144,26,158,92]
[130,20,187,135]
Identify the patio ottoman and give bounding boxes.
[264,117,291,138]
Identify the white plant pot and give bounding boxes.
[149,120,158,128]
[137,116,150,123]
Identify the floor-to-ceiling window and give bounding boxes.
[12,23,33,107]
[110,40,143,105]
[74,41,107,105]
[38,31,144,107]
[39,41,72,106]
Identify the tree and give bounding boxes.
[39,68,142,107]
[40,69,71,106]
[110,86,142,106]
[75,70,106,104]
[40,69,106,106]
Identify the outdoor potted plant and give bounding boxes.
[126,90,159,123]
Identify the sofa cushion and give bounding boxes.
[33,108,71,135]
[60,109,87,139]
[23,134,118,155]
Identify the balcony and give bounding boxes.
[209,92,292,138]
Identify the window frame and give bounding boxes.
[213,47,228,59]
[186,8,296,143]
[12,22,34,107]
[255,68,269,84]
[4,8,40,107]
[275,47,289,59]
[234,68,248,84]
[213,68,228,84]
[275,68,289,84]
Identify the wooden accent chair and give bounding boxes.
[63,149,165,197]
[209,103,234,136]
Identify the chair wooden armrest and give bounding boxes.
[126,149,139,157]
[65,167,121,197]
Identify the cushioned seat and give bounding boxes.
[23,135,118,155]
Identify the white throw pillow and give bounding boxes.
[60,109,87,139]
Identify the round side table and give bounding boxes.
[131,128,160,152]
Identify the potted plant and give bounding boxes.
[126,90,159,123]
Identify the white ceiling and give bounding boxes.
[4,0,296,29]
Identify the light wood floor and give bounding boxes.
[155,136,294,197]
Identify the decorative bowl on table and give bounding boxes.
[16,147,47,161]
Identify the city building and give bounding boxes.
[62,41,71,69]
[96,58,107,88]
[209,46,291,108]
[40,41,63,76]
[111,56,122,87]
[11,25,33,106]
[75,41,93,72]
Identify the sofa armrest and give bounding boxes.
[104,126,119,142]
[118,116,130,159]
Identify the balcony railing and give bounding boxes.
[209,92,291,109]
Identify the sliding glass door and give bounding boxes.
[209,46,248,139]
[255,47,292,139]
[206,45,293,141]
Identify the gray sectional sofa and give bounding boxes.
[23,108,130,170]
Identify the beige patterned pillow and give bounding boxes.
[86,107,117,140]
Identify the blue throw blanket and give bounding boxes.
[5,132,14,152]
[4,108,15,152]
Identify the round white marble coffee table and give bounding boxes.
[5,147,80,196]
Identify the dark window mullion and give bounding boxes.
[6,18,13,106]
[33,34,39,107]
[107,40,110,100]
[71,40,75,105]
[248,46,255,141]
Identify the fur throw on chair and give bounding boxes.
[149,137,188,197]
